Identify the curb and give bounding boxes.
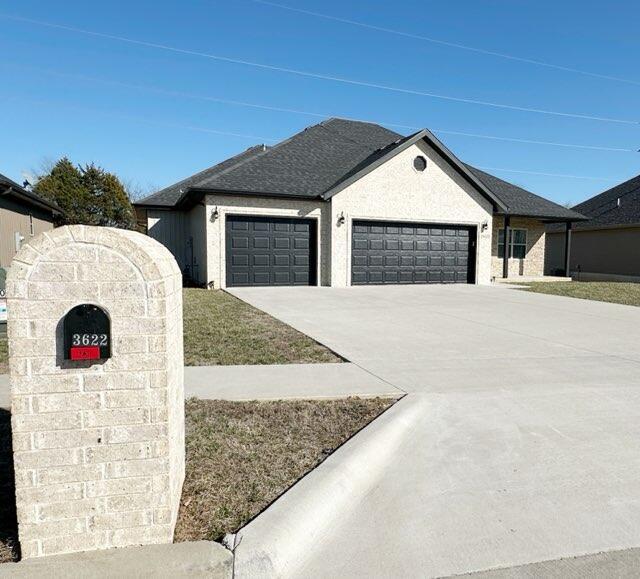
[232,393,426,578]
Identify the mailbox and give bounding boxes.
[63,304,111,361]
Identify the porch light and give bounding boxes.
[337,212,346,226]
[211,207,219,222]
[481,220,488,232]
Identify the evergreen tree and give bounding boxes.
[35,158,136,229]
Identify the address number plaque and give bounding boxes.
[63,304,111,361]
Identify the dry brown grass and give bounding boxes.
[183,289,341,366]
[174,397,394,543]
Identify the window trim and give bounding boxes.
[498,228,527,259]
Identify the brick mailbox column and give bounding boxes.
[5,225,185,559]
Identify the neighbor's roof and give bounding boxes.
[569,173,640,228]
[0,172,63,215]
[136,118,585,221]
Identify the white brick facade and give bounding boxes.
[6,225,185,559]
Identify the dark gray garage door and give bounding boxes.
[226,215,317,287]
[352,220,476,285]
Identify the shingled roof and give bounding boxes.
[570,173,640,228]
[136,118,585,222]
[0,172,63,215]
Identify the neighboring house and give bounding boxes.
[546,173,640,281]
[0,173,62,271]
[135,118,585,288]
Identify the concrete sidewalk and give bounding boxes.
[0,362,402,409]
[184,362,402,400]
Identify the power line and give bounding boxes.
[0,94,277,142]
[477,166,613,181]
[2,63,636,154]
[249,0,640,87]
[0,94,616,183]
[2,13,638,126]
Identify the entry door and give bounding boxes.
[226,215,317,287]
[352,220,476,285]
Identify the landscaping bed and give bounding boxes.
[174,397,394,543]
[521,281,640,307]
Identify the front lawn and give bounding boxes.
[174,397,393,543]
[183,289,341,366]
[0,289,341,374]
[521,281,640,307]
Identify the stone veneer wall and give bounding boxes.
[491,216,546,279]
[6,225,185,559]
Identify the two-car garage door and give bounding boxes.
[352,220,476,285]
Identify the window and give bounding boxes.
[413,156,427,172]
[29,214,34,236]
[498,228,527,259]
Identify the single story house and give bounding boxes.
[0,172,62,271]
[546,173,640,281]
[134,118,585,288]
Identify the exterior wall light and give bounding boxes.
[481,220,489,232]
[210,207,219,222]
[337,212,346,226]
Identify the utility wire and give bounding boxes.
[2,63,635,154]
[250,0,640,87]
[1,13,638,126]
[0,94,616,183]
[477,166,612,181]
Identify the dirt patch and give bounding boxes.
[174,397,394,543]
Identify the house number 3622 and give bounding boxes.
[72,334,108,346]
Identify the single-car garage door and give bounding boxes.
[226,215,317,287]
[352,220,476,285]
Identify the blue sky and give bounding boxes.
[0,0,638,205]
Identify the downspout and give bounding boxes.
[564,221,572,278]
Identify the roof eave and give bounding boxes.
[0,184,64,216]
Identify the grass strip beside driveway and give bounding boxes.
[174,397,394,544]
[183,289,341,366]
[520,281,640,307]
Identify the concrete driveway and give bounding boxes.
[229,285,640,578]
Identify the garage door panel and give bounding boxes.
[253,255,269,266]
[226,216,317,287]
[352,220,475,285]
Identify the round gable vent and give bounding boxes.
[413,156,427,172]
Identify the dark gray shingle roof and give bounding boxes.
[136,145,269,207]
[136,118,584,221]
[570,174,640,228]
